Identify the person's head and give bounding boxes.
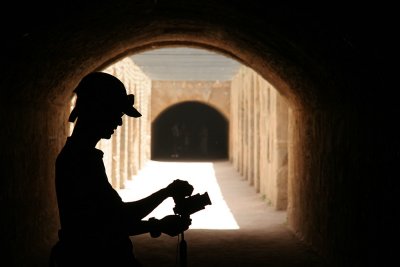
[69,72,141,139]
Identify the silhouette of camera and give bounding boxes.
[173,192,212,217]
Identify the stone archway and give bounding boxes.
[2,3,393,267]
[152,101,228,160]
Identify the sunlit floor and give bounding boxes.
[117,160,329,267]
[118,160,285,230]
[120,161,235,229]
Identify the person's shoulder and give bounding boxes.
[57,138,104,162]
[56,140,73,163]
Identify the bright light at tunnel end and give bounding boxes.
[118,161,240,230]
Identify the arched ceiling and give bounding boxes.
[2,1,391,111]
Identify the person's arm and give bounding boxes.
[127,215,192,237]
[126,218,159,236]
[122,179,193,221]
[123,187,170,221]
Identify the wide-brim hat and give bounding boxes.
[68,72,142,122]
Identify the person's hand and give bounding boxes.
[166,179,194,199]
[159,215,192,236]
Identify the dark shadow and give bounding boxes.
[50,72,199,267]
[151,101,228,161]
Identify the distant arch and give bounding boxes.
[151,101,228,160]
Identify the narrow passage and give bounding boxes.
[118,161,329,267]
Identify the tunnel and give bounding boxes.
[152,101,228,160]
[1,2,396,267]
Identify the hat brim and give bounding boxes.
[68,93,142,122]
[124,94,142,117]
[124,105,142,117]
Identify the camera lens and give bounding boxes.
[173,192,212,216]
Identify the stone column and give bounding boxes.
[230,65,289,210]
[97,57,152,188]
[253,75,261,192]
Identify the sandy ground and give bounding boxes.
[117,160,332,267]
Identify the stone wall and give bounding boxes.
[230,66,289,210]
[151,80,230,122]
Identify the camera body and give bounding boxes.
[173,192,212,217]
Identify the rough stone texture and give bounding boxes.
[1,101,67,266]
[151,80,230,122]
[0,2,396,267]
[231,66,289,210]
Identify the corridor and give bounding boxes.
[118,161,330,267]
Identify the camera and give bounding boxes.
[173,192,212,217]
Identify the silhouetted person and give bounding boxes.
[50,72,193,267]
